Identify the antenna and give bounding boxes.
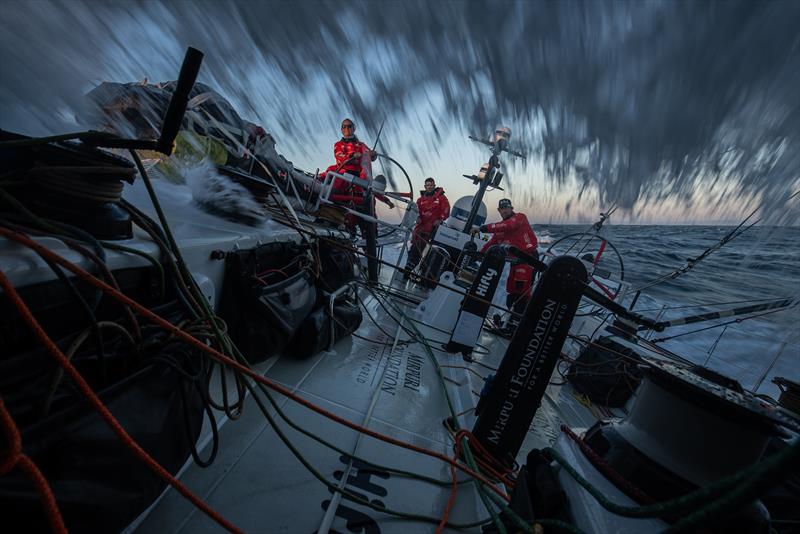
[461,125,526,232]
[468,125,526,160]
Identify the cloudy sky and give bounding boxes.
[2,0,798,224]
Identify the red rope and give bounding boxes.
[0,226,510,504]
[455,430,517,489]
[560,425,655,505]
[593,240,607,267]
[0,270,244,534]
[0,398,68,533]
[590,276,617,299]
[434,430,519,532]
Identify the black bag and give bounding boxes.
[218,242,316,363]
[566,337,644,407]
[288,298,363,359]
[316,238,357,293]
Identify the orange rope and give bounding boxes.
[0,226,510,504]
[455,430,517,489]
[436,430,519,532]
[0,269,244,534]
[0,398,67,534]
[436,458,459,534]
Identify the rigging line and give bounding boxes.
[129,152,247,417]
[370,289,511,533]
[0,228,511,502]
[235,369,491,530]
[267,211,522,316]
[566,333,685,369]
[633,296,793,312]
[194,108,303,226]
[0,269,244,534]
[650,306,796,343]
[318,317,405,534]
[360,282,491,355]
[164,310,495,532]
[635,188,800,291]
[650,298,795,329]
[0,398,68,534]
[245,341,463,488]
[209,280,474,497]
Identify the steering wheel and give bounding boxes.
[545,232,625,300]
[374,152,414,239]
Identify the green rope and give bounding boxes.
[127,153,496,528]
[545,439,800,522]
[663,439,800,532]
[367,286,511,533]
[100,241,166,301]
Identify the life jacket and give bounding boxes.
[321,136,374,204]
[414,187,450,235]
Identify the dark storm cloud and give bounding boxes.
[2,0,798,215]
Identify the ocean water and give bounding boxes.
[391,224,799,399]
[534,224,799,399]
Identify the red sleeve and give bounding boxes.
[440,194,450,220]
[485,213,525,233]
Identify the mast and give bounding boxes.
[463,126,524,232]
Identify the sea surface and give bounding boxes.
[393,224,799,399]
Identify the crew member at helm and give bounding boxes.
[321,118,393,236]
[324,118,376,181]
[403,177,450,279]
[470,198,538,314]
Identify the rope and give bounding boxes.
[635,189,800,292]
[560,425,655,505]
[650,306,794,343]
[363,285,512,533]
[0,398,67,534]
[265,208,522,317]
[0,227,510,501]
[545,434,800,522]
[0,269,244,534]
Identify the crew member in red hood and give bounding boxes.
[471,198,538,313]
[324,118,376,183]
[320,118,393,236]
[403,177,450,278]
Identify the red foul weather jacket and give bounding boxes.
[413,187,450,237]
[321,137,378,203]
[481,212,539,295]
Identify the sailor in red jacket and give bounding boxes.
[471,198,539,312]
[321,118,393,235]
[403,177,450,277]
[323,118,376,186]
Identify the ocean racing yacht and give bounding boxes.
[1,48,798,534]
